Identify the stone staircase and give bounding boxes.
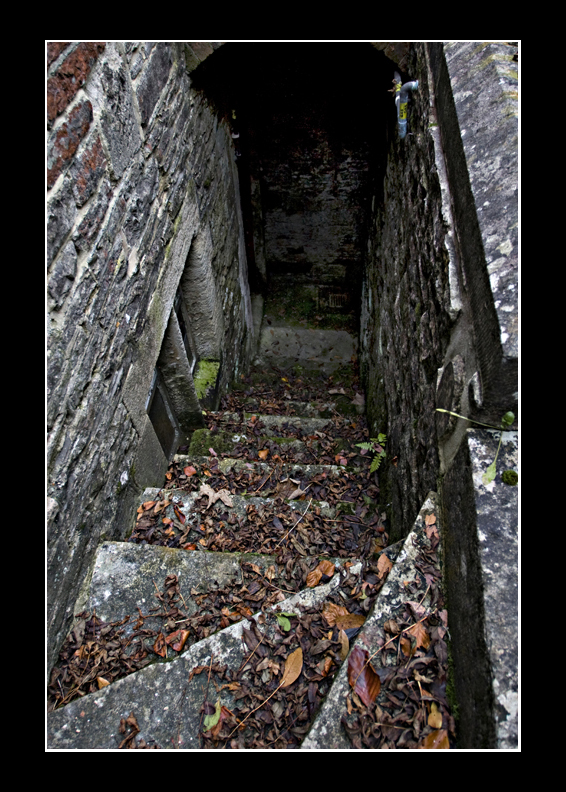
[47,314,453,750]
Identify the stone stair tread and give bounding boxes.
[188,426,314,460]
[47,495,437,749]
[255,325,357,374]
[173,454,360,478]
[301,492,441,749]
[47,557,364,749]
[139,486,338,522]
[76,540,280,648]
[208,412,334,432]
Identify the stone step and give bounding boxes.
[132,483,377,557]
[46,494,438,749]
[301,493,442,749]
[174,454,359,480]
[255,324,357,374]
[188,411,365,468]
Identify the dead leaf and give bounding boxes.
[306,568,322,588]
[377,553,393,579]
[407,620,430,651]
[307,560,335,588]
[428,702,443,729]
[173,504,186,524]
[347,645,380,707]
[165,629,190,652]
[97,676,110,689]
[328,387,346,395]
[425,513,436,525]
[153,633,166,658]
[418,729,450,749]
[318,560,335,577]
[199,483,233,509]
[184,465,197,477]
[258,449,269,460]
[322,602,364,630]
[281,647,303,688]
[338,629,349,660]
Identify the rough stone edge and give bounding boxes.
[47,558,360,749]
[301,492,439,750]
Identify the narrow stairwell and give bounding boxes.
[47,313,454,750]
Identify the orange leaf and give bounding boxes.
[425,513,436,525]
[418,729,450,749]
[184,465,197,477]
[338,629,349,661]
[307,560,335,588]
[258,449,269,460]
[322,602,364,630]
[165,629,190,652]
[97,676,110,689]
[153,632,166,657]
[142,500,156,511]
[407,620,430,651]
[281,647,303,688]
[318,560,335,577]
[377,553,393,579]
[347,645,381,707]
[306,568,322,588]
[428,702,443,729]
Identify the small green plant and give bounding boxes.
[356,433,387,474]
[436,409,516,485]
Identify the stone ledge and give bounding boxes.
[441,428,518,748]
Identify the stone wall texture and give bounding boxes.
[359,41,518,543]
[47,42,253,674]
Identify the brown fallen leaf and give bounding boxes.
[165,629,190,652]
[258,449,269,460]
[199,483,233,509]
[184,465,197,477]
[338,629,349,660]
[281,647,303,688]
[306,568,322,588]
[153,632,166,658]
[418,729,450,749]
[97,676,110,689]
[428,702,443,729]
[322,602,365,630]
[377,553,393,579]
[307,560,335,588]
[347,645,380,707]
[406,620,430,651]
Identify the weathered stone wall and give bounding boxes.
[359,41,518,747]
[360,41,518,542]
[360,43,454,541]
[47,42,253,674]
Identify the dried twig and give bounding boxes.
[273,499,312,551]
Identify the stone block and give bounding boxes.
[47,42,105,124]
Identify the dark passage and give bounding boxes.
[192,43,395,334]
